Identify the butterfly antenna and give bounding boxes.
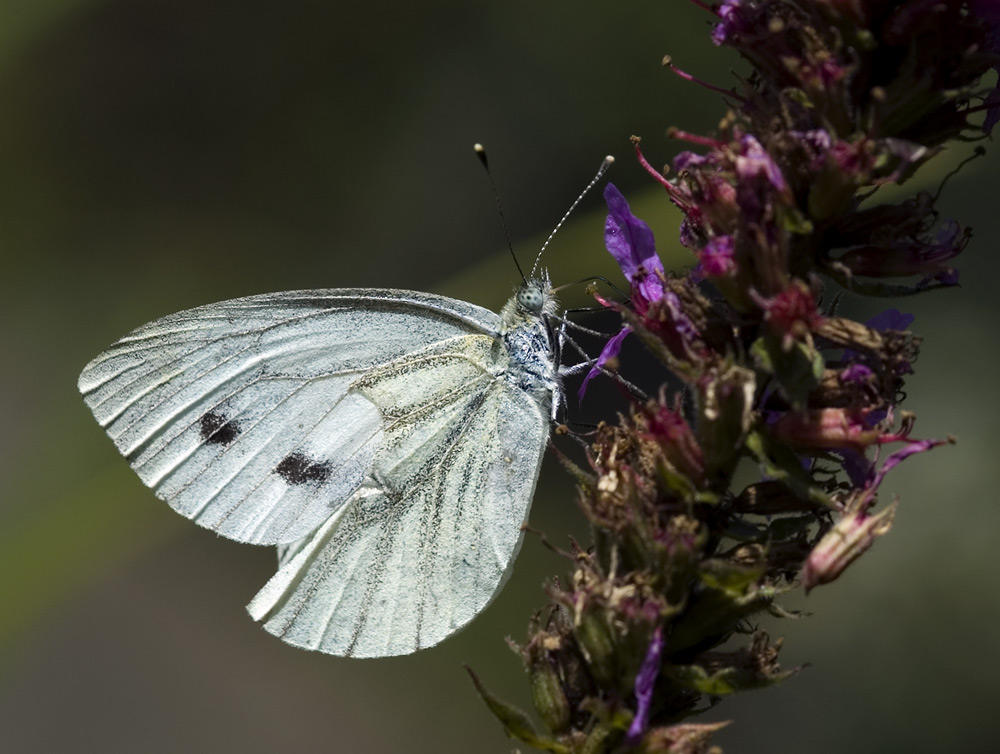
[530,154,615,279]
[475,143,527,285]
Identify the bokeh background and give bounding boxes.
[1,2,998,752]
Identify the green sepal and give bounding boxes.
[750,333,824,411]
[580,722,618,754]
[528,659,571,735]
[668,583,777,653]
[466,666,570,754]
[655,455,700,502]
[638,722,733,753]
[575,610,620,690]
[699,558,765,596]
[783,87,813,109]
[745,431,834,509]
[578,697,632,752]
[777,204,814,234]
[765,513,818,541]
[696,364,756,490]
[664,660,801,695]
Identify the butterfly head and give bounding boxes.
[517,283,545,313]
[500,275,558,334]
[515,274,558,314]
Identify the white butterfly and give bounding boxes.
[78,278,562,657]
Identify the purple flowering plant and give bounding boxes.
[469,2,994,753]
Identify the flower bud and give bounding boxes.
[527,651,571,734]
[770,407,881,453]
[802,501,898,592]
[575,608,619,689]
[697,364,755,487]
[640,399,705,491]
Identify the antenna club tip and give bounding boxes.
[604,155,615,164]
[474,143,489,168]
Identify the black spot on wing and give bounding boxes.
[199,411,240,445]
[276,452,333,485]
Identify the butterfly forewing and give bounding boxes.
[78,289,502,546]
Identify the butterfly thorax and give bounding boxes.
[498,278,560,407]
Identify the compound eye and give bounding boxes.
[518,285,545,313]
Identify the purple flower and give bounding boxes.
[580,185,669,399]
[712,0,745,46]
[578,327,630,401]
[604,183,664,302]
[661,289,702,353]
[770,407,883,453]
[735,135,787,193]
[582,185,712,398]
[840,363,874,384]
[841,309,915,370]
[789,129,834,169]
[836,448,874,489]
[917,267,960,289]
[673,150,710,172]
[837,218,968,283]
[643,400,706,486]
[803,435,949,591]
[678,216,699,249]
[751,282,823,344]
[862,436,948,505]
[866,309,915,333]
[696,235,736,277]
[625,625,664,745]
[727,134,790,220]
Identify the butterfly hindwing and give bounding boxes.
[246,334,550,656]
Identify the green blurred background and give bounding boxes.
[1,2,998,752]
